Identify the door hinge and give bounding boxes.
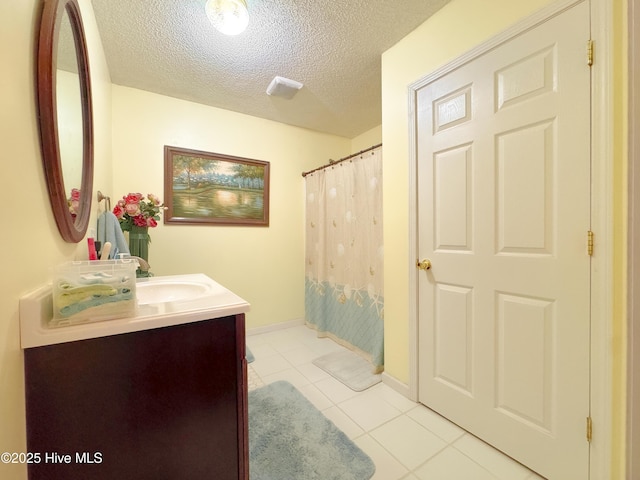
[588,230,594,256]
[587,416,593,442]
[587,40,594,66]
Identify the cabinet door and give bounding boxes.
[25,315,247,480]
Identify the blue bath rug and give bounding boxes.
[246,346,255,363]
[312,350,381,391]
[249,380,375,480]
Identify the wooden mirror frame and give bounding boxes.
[37,0,94,243]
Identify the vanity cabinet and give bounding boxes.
[24,314,248,480]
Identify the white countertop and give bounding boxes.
[19,274,250,349]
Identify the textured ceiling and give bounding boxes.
[90,0,450,138]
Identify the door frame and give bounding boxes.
[407,0,615,478]
[628,0,640,477]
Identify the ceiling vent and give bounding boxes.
[266,76,303,99]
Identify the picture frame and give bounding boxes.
[164,145,270,226]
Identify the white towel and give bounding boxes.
[97,211,130,259]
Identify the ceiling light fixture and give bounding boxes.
[205,0,249,36]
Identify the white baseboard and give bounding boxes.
[246,318,305,336]
[381,372,414,401]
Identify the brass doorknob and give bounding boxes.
[417,259,432,270]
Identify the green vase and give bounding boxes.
[128,225,150,277]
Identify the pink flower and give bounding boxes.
[113,204,124,219]
[125,193,143,204]
[147,193,161,205]
[146,217,158,228]
[133,216,148,227]
[67,189,81,216]
[124,202,141,216]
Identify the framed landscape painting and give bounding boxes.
[164,146,270,226]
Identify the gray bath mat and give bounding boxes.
[246,346,255,363]
[249,380,375,480]
[312,350,381,391]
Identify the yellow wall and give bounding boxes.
[110,86,351,329]
[611,1,628,477]
[0,0,112,478]
[351,125,382,153]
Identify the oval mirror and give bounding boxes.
[37,0,93,243]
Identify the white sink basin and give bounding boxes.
[136,280,212,305]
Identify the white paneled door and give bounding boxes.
[416,2,591,479]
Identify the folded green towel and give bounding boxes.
[56,283,118,309]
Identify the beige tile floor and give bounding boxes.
[246,324,547,480]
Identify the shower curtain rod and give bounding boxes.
[301,143,382,177]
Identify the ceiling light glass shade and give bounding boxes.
[205,0,249,36]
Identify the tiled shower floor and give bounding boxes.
[246,324,546,480]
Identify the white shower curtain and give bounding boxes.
[304,146,383,371]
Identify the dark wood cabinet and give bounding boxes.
[24,314,248,480]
